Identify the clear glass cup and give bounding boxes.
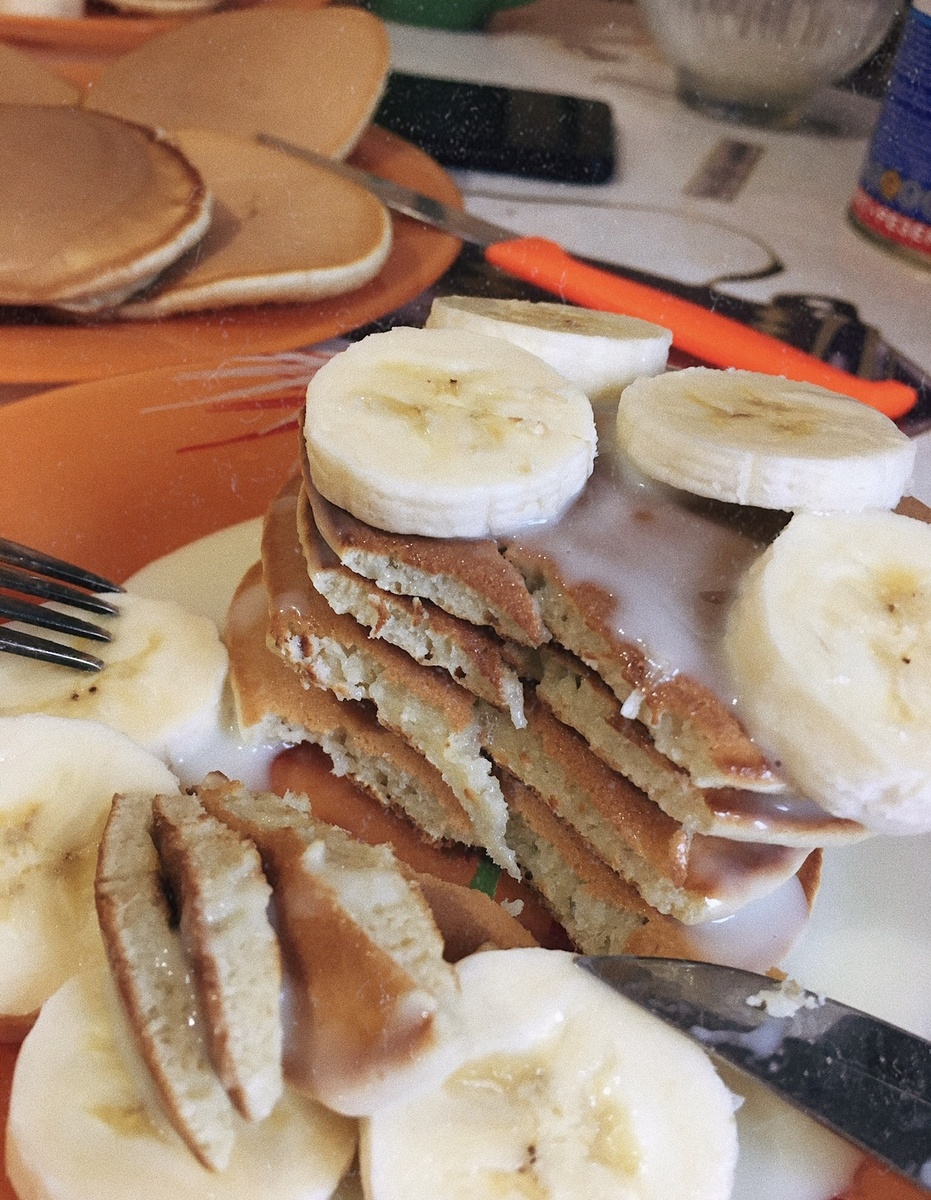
[637,0,903,128]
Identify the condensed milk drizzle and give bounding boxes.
[512,419,788,702]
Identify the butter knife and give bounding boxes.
[579,955,931,1192]
[257,131,915,420]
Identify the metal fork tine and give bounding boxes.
[0,538,123,671]
[0,537,123,594]
[0,626,104,672]
[0,595,112,642]
[0,564,120,617]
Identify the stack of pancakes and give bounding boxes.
[227,409,866,964]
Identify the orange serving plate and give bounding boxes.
[0,361,924,1200]
[0,0,328,57]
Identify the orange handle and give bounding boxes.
[484,236,917,420]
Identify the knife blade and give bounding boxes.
[578,955,931,1192]
[257,131,916,420]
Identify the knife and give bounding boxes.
[257,131,916,420]
[579,955,931,1192]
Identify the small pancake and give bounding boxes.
[0,46,79,107]
[296,481,526,725]
[84,7,390,159]
[150,790,283,1124]
[405,869,539,960]
[500,771,649,956]
[304,469,548,649]
[0,105,209,309]
[116,129,392,318]
[226,559,474,848]
[105,0,220,14]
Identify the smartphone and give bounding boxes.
[373,71,616,184]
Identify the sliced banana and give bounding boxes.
[0,715,178,1032]
[725,510,931,833]
[304,327,597,538]
[6,968,357,1200]
[617,367,915,512]
[426,296,671,403]
[361,948,738,1200]
[0,591,229,764]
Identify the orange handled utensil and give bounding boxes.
[485,237,915,418]
[258,133,917,420]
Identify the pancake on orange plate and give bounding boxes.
[0,104,210,312]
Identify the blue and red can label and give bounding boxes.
[851,0,931,264]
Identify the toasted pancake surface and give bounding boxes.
[297,482,525,723]
[118,129,392,317]
[0,105,209,308]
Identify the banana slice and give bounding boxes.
[304,327,597,538]
[0,591,228,764]
[426,296,671,403]
[617,367,915,512]
[0,715,178,1035]
[361,948,738,1200]
[6,968,357,1200]
[725,510,931,833]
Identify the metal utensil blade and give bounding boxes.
[578,955,931,1191]
[257,133,514,246]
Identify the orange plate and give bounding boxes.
[0,123,461,384]
[0,0,327,56]
[0,362,906,1200]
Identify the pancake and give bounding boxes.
[269,473,817,924]
[0,45,80,107]
[194,774,459,1116]
[0,105,210,310]
[296,480,526,725]
[500,771,649,955]
[226,559,474,848]
[84,7,390,160]
[304,471,549,649]
[105,0,220,15]
[150,789,283,1124]
[95,792,237,1171]
[112,129,392,318]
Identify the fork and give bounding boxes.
[0,538,123,672]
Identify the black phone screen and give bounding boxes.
[373,71,616,184]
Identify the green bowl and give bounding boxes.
[361,0,535,31]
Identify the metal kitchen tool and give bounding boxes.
[0,537,122,671]
[579,955,931,1192]
[258,131,918,420]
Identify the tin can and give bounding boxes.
[850,0,931,267]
